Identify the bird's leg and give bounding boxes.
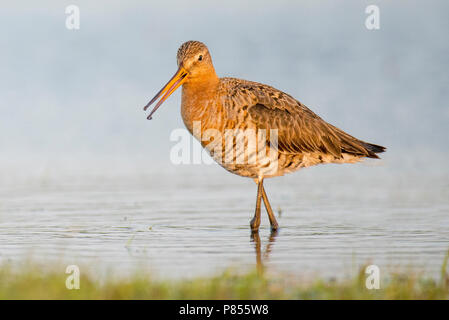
[261,186,279,231]
[250,178,263,233]
[253,179,279,231]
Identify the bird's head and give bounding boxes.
[144,41,216,120]
[177,40,215,78]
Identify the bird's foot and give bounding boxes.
[250,218,260,233]
[270,223,279,232]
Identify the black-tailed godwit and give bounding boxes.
[144,41,385,233]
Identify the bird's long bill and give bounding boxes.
[143,67,188,120]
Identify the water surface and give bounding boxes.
[1,160,448,280]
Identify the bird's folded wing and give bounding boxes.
[222,78,374,158]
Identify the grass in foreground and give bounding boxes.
[1,261,448,299]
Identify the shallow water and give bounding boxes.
[1,159,448,280]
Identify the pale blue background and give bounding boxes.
[0,0,448,174]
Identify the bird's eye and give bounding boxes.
[198,55,203,61]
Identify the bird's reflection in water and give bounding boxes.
[250,230,278,275]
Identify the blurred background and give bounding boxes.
[0,0,448,173]
[0,1,448,279]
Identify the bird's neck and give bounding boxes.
[181,72,220,134]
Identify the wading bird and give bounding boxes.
[144,41,385,233]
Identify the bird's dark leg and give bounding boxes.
[252,178,279,231]
[250,178,263,233]
[261,186,279,231]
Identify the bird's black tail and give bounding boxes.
[362,142,386,159]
